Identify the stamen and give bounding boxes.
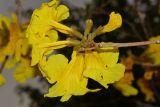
[91,26,104,39]
[84,19,93,37]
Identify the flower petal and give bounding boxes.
[31,45,40,66]
[101,64,125,88]
[99,47,119,67]
[39,54,68,84]
[114,83,138,96]
[31,40,73,66]
[13,58,37,83]
[84,51,125,88]
[102,12,122,33]
[55,5,69,22]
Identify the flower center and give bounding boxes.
[78,33,97,52]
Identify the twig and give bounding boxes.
[15,0,22,22]
[138,63,160,70]
[140,63,160,67]
[78,40,160,52]
[98,40,160,48]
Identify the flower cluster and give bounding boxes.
[26,0,125,102]
[0,14,38,85]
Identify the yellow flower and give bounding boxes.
[113,71,138,96]
[40,51,98,102]
[0,74,6,86]
[2,14,29,63]
[13,58,38,83]
[26,0,76,65]
[26,0,68,42]
[27,0,124,102]
[39,48,124,102]
[147,36,160,64]
[113,55,138,96]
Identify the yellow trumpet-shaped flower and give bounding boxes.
[26,0,76,65]
[26,0,68,40]
[39,49,124,101]
[40,51,98,102]
[0,74,6,86]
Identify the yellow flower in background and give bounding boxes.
[113,71,138,96]
[147,36,160,64]
[0,14,33,84]
[113,55,138,96]
[1,14,30,63]
[0,74,6,86]
[137,78,155,102]
[0,15,10,29]
[13,58,38,83]
[4,14,21,57]
[27,0,124,102]
[0,15,10,63]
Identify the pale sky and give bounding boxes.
[0,0,91,16]
[0,0,91,107]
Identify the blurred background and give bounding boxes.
[0,0,160,107]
